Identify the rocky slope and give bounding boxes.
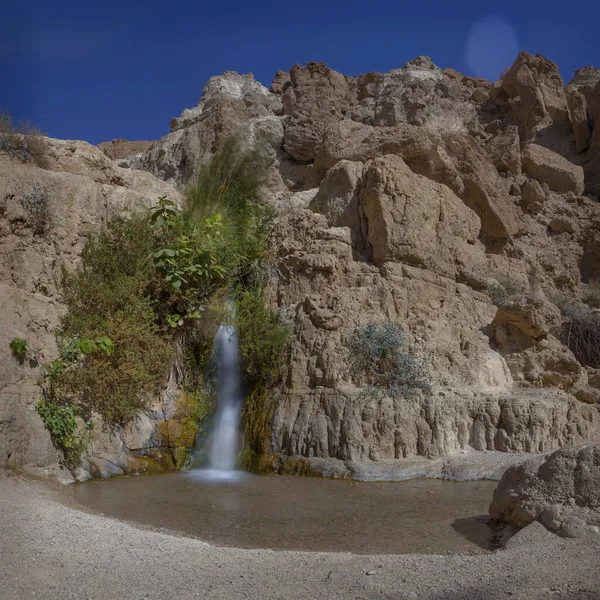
[2,51,600,480]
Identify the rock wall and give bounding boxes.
[3,50,600,480]
[127,52,600,475]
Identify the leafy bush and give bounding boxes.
[348,323,431,398]
[0,111,49,167]
[233,287,291,389]
[36,399,91,468]
[561,306,600,368]
[53,137,276,429]
[19,184,50,235]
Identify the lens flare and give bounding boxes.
[465,15,519,81]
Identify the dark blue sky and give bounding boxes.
[2,1,598,144]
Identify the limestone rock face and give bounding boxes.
[490,445,600,538]
[522,144,585,194]
[361,155,487,287]
[274,388,600,464]
[97,138,154,160]
[7,52,600,480]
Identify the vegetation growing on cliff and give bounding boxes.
[348,323,431,399]
[29,137,285,468]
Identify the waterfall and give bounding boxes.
[207,323,243,473]
[187,312,245,481]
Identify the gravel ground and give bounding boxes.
[1,473,599,600]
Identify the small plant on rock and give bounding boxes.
[18,184,50,235]
[348,323,431,399]
[36,399,92,469]
[561,305,600,368]
[9,337,29,357]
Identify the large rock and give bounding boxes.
[490,445,600,538]
[492,294,562,352]
[282,62,352,162]
[361,155,487,287]
[136,72,283,184]
[501,52,569,140]
[314,120,521,241]
[522,144,585,194]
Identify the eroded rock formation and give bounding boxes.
[2,50,600,480]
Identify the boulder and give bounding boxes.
[315,120,521,240]
[492,294,562,351]
[505,335,586,391]
[361,155,487,288]
[97,138,154,160]
[490,445,600,538]
[282,62,352,162]
[520,179,546,213]
[522,144,585,194]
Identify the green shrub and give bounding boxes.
[9,337,28,357]
[52,138,276,429]
[348,323,431,398]
[36,399,91,468]
[233,287,291,389]
[0,111,49,167]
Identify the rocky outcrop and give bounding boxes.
[97,138,154,161]
[501,52,570,141]
[521,144,585,194]
[490,445,600,538]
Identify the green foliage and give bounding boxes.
[53,137,276,430]
[36,399,91,468]
[348,323,431,399]
[233,287,291,389]
[10,337,28,357]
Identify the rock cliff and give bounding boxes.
[2,51,600,480]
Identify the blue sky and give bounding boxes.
[1,0,598,144]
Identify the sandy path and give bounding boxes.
[1,474,599,600]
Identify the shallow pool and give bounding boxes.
[68,471,498,555]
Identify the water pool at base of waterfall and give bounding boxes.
[68,472,499,555]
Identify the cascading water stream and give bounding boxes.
[187,311,246,481]
[207,323,243,473]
